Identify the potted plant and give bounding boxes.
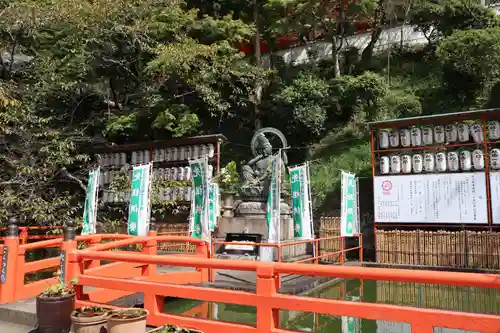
[107,308,149,333]
[36,279,75,333]
[148,324,201,332]
[216,161,240,217]
[71,306,111,333]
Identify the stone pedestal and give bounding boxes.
[216,215,308,260]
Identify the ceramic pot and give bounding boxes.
[71,308,110,333]
[107,309,149,333]
[36,293,75,333]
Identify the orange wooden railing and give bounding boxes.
[2,228,500,333]
[0,226,64,245]
[67,240,500,333]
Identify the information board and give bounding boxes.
[489,171,500,224]
[374,173,487,224]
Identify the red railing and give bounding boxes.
[68,240,500,333]
[0,226,64,245]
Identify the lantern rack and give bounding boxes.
[91,134,226,205]
[368,108,500,229]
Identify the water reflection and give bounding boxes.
[165,279,498,333]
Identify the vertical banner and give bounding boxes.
[290,164,313,240]
[82,168,100,235]
[189,157,211,245]
[209,183,220,231]
[261,151,282,262]
[341,171,359,237]
[128,163,152,236]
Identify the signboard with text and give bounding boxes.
[374,173,487,224]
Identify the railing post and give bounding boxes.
[61,219,77,286]
[143,218,157,277]
[19,227,28,245]
[195,241,210,282]
[0,216,20,303]
[256,265,280,331]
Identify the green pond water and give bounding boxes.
[163,278,500,333]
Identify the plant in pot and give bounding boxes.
[71,306,112,333]
[149,324,201,332]
[107,308,149,333]
[36,278,76,333]
[215,161,240,217]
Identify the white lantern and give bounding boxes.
[185,166,191,180]
[459,150,472,171]
[152,149,159,162]
[380,156,390,174]
[171,147,178,161]
[470,123,483,144]
[401,155,412,174]
[193,145,200,158]
[186,146,192,160]
[458,123,469,142]
[114,153,121,166]
[445,124,458,143]
[208,165,214,178]
[159,149,165,161]
[178,187,186,201]
[143,150,150,163]
[207,144,215,158]
[136,150,143,164]
[120,153,127,165]
[158,168,165,180]
[171,167,178,180]
[179,147,185,161]
[185,187,192,201]
[178,167,186,181]
[422,127,433,145]
[447,151,459,172]
[412,154,423,173]
[399,129,410,147]
[165,187,172,201]
[165,148,172,161]
[165,168,172,180]
[491,149,500,169]
[472,149,484,170]
[435,152,447,172]
[424,153,435,172]
[131,151,138,165]
[434,126,445,144]
[410,127,422,147]
[390,155,401,174]
[488,121,500,140]
[200,144,208,158]
[378,130,389,149]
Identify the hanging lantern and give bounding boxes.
[447,151,459,172]
[388,129,399,147]
[165,148,172,161]
[400,129,411,147]
[207,144,216,158]
[410,127,422,147]
[185,146,192,160]
[422,127,433,145]
[459,150,472,171]
[401,155,412,174]
[458,123,470,142]
[193,145,200,159]
[491,148,500,169]
[435,152,447,172]
[424,153,435,172]
[380,156,390,174]
[472,149,484,170]
[391,155,401,174]
[488,121,500,140]
[185,166,191,180]
[159,149,166,162]
[412,154,423,173]
[120,153,127,166]
[445,124,458,143]
[378,130,389,149]
[171,147,178,161]
[143,150,150,163]
[470,123,483,144]
[178,146,186,161]
[434,126,445,144]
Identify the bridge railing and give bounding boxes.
[70,247,500,333]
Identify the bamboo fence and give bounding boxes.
[157,222,195,253]
[319,216,341,263]
[376,229,500,270]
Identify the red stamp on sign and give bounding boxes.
[382,180,392,192]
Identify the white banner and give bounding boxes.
[341,171,360,237]
[289,164,313,240]
[260,152,282,262]
[128,163,152,236]
[374,173,487,224]
[82,168,100,235]
[489,171,500,224]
